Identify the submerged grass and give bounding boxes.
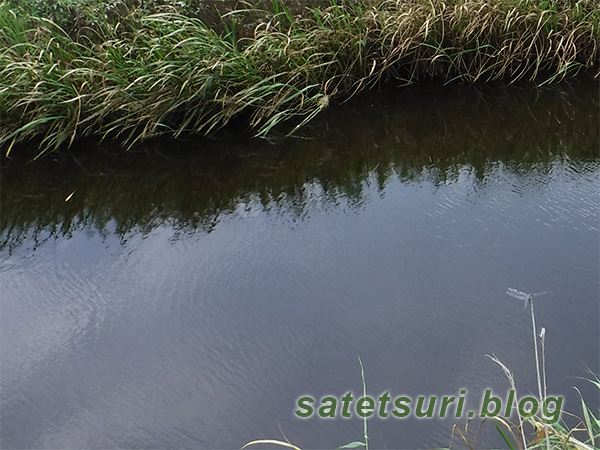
[1,0,599,155]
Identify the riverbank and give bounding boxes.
[1,0,598,155]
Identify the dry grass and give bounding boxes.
[1,0,598,155]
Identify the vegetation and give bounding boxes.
[0,0,598,155]
[449,290,599,450]
[242,290,600,450]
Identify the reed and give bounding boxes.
[240,290,600,450]
[1,0,599,155]
[451,290,599,450]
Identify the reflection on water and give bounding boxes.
[1,83,598,449]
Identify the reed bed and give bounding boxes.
[1,0,598,155]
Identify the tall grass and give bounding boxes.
[1,0,599,155]
[240,288,599,450]
[452,289,600,450]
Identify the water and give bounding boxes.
[1,83,598,449]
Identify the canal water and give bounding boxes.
[1,82,598,449]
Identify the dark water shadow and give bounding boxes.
[2,82,598,253]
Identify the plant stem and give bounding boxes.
[539,327,550,450]
[358,356,369,450]
[529,298,550,450]
[529,299,543,404]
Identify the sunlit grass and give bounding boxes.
[1,0,599,155]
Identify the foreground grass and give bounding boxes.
[0,0,599,155]
[242,290,600,450]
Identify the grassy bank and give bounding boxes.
[1,0,598,155]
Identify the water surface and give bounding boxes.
[1,83,598,449]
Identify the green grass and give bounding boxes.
[0,0,599,155]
